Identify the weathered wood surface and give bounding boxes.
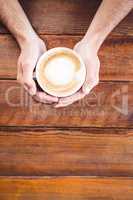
[0,128,133,176]
[0,177,133,200]
[0,80,132,127]
[0,0,132,36]
[0,0,133,198]
[0,35,133,80]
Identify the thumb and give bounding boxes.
[82,81,92,94]
[22,64,37,96]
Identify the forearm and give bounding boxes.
[0,0,38,49]
[83,0,133,52]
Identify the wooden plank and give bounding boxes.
[0,0,132,36]
[0,177,133,200]
[0,35,133,80]
[0,80,132,127]
[0,128,133,176]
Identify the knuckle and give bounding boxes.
[23,77,33,87]
[23,82,32,91]
[83,86,90,95]
[23,79,30,85]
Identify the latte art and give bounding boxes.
[36,48,86,97]
[44,56,75,86]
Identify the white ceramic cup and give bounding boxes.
[35,47,86,97]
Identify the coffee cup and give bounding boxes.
[35,47,86,97]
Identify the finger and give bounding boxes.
[33,95,52,104]
[82,77,99,95]
[55,90,84,108]
[17,62,33,95]
[82,67,99,95]
[82,82,94,94]
[55,99,75,108]
[22,64,37,96]
[34,92,58,104]
[17,63,23,83]
[55,102,70,108]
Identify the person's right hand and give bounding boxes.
[17,36,58,104]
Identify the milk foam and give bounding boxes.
[36,47,86,97]
[44,57,75,85]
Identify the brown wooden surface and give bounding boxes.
[0,0,132,36]
[0,0,133,199]
[0,177,133,200]
[0,80,132,127]
[0,35,133,80]
[0,128,133,176]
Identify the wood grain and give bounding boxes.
[0,35,133,80]
[0,128,133,176]
[0,0,132,36]
[0,80,132,127]
[0,177,133,200]
[0,0,133,196]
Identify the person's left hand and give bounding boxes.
[55,40,100,108]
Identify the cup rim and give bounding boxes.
[35,47,86,97]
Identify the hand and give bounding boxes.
[17,36,58,104]
[55,40,100,108]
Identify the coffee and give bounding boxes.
[36,47,86,97]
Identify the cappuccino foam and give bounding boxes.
[36,48,86,97]
[44,56,75,86]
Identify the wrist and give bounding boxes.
[16,30,39,50]
[82,31,105,53]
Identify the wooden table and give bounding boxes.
[0,0,133,199]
